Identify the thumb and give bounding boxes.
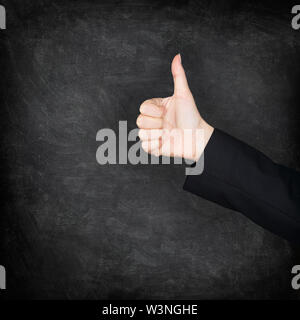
[171,54,191,96]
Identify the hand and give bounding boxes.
[137,54,214,161]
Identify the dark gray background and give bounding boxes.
[0,0,300,299]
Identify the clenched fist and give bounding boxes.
[137,54,214,161]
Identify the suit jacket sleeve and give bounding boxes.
[183,128,300,243]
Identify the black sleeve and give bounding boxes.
[183,129,300,243]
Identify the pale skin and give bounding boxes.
[137,54,214,161]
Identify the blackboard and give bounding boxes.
[1,0,300,299]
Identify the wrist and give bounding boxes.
[192,121,214,162]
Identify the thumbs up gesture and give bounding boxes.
[137,54,214,161]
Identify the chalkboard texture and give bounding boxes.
[0,0,300,299]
